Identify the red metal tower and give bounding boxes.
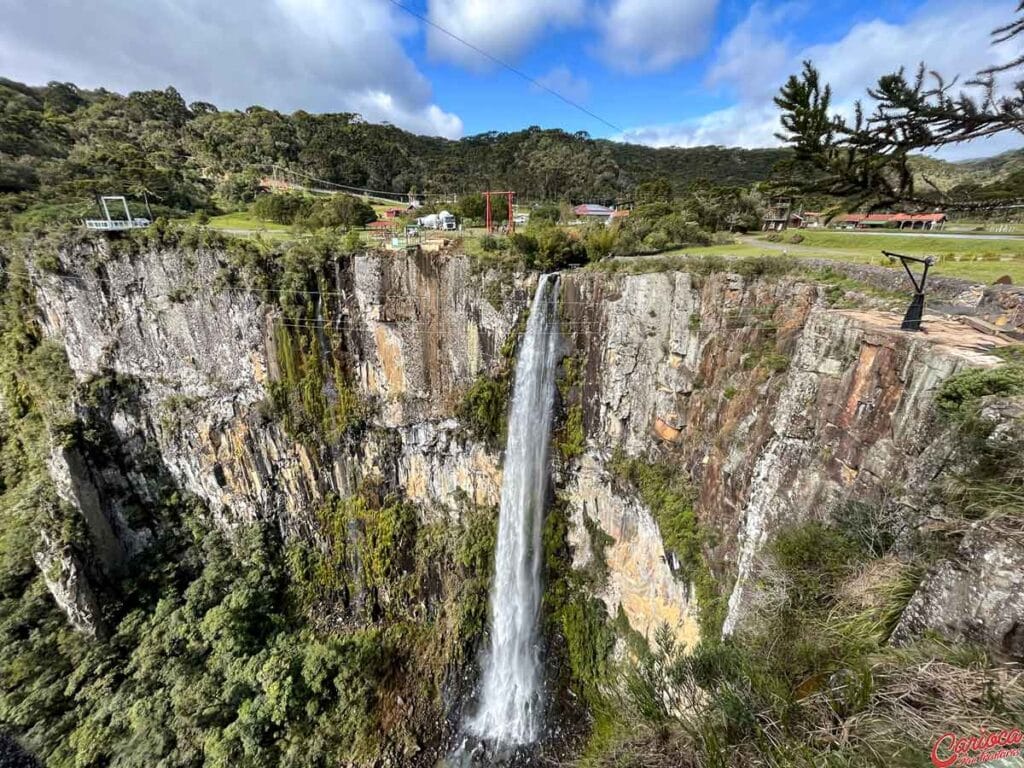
[483,191,516,234]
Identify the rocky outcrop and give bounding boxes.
[32,246,523,537]
[892,396,1024,657]
[719,312,1003,634]
[351,249,533,427]
[566,451,699,646]
[33,529,103,637]
[894,527,1024,658]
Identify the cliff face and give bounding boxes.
[27,244,1021,659]
[33,247,524,531]
[559,269,1015,644]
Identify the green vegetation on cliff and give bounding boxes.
[584,518,1021,768]
[582,360,1024,767]
[270,310,365,445]
[0,469,499,767]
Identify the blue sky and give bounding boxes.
[1,0,1020,159]
[413,0,916,134]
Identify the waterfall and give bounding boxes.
[466,273,561,748]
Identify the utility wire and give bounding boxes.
[1,268,780,337]
[0,266,622,306]
[271,166,412,202]
[385,0,624,134]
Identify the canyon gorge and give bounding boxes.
[1,230,1022,767]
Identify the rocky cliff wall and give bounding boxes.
[559,268,1014,646]
[25,243,1020,657]
[32,246,524,529]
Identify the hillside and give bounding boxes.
[0,77,788,221]
[908,148,1024,195]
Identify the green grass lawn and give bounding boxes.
[782,229,1024,256]
[199,210,298,242]
[666,230,1024,284]
[204,210,290,231]
[945,219,1024,235]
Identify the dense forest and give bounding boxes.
[4,77,1021,227]
[0,76,784,222]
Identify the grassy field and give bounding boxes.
[200,211,299,242]
[204,210,289,231]
[945,219,1024,235]
[785,229,1024,256]
[672,230,1024,284]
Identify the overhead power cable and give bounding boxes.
[0,266,616,306]
[271,166,411,201]
[385,0,624,134]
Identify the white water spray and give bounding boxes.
[466,273,561,748]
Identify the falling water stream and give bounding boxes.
[464,273,561,752]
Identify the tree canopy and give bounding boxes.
[0,77,789,226]
[773,2,1024,209]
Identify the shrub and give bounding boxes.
[532,225,587,270]
[252,191,314,224]
[583,225,619,261]
[530,203,561,224]
[642,230,671,252]
[935,364,1024,417]
[341,229,363,252]
[296,195,377,230]
[457,372,510,447]
[557,404,585,461]
[542,500,616,712]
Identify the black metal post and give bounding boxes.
[883,251,935,332]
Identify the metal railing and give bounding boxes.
[83,219,151,231]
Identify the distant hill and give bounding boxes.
[908,149,1024,195]
[1,76,1017,221]
[0,77,788,218]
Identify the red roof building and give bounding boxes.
[573,203,615,218]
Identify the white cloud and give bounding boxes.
[620,0,1023,158]
[533,66,591,103]
[597,0,720,73]
[704,3,793,102]
[620,103,782,148]
[426,0,585,71]
[0,0,463,138]
[802,6,1019,101]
